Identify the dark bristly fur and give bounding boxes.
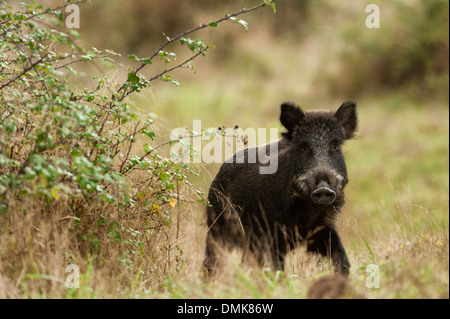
[203,101,358,277]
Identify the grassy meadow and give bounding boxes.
[139,80,449,300]
[0,0,448,299]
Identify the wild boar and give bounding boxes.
[203,101,358,276]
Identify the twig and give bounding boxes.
[0,0,87,37]
[0,53,48,91]
[119,120,141,173]
[16,44,52,99]
[176,179,181,240]
[149,49,206,83]
[122,48,207,98]
[116,1,269,96]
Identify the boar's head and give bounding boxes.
[280,101,358,208]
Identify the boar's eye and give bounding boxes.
[330,141,341,152]
[300,142,310,153]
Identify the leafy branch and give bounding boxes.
[0,52,48,90]
[116,0,276,99]
[0,0,87,37]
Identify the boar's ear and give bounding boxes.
[335,101,358,139]
[280,102,305,139]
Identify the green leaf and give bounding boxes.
[159,172,169,183]
[264,0,277,13]
[143,143,153,153]
[143,129,155,140]
[209,21,218,27]
[69,30,82,38]
[170,79,180,87]
[228,16,249,31]
[202,128,214,138]
[127,72,139,84]
[195,38,206,49]
[54,10,63,21]
[187,38,196,52]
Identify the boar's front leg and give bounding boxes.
[306,227,350,275]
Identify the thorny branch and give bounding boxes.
[116,1,272,98]
[0,0,87,36]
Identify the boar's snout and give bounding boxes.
[311,181,336,205]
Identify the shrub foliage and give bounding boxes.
[0,0,274,277]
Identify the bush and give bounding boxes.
[0,0,274,294]
[0,0,202,279]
